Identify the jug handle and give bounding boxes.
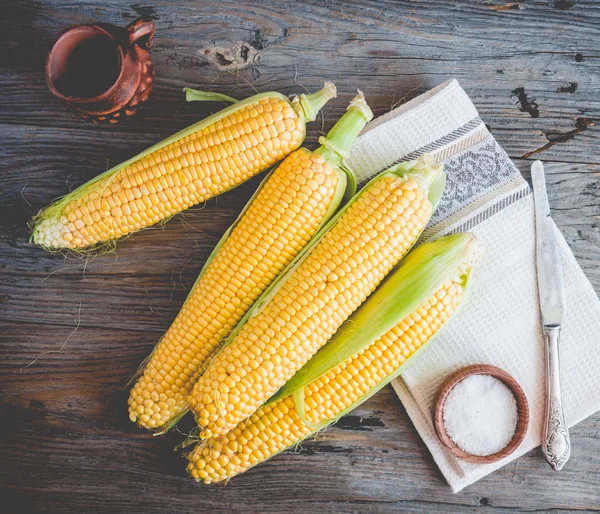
[127,19,155,50]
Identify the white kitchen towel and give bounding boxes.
[343,79,600,493]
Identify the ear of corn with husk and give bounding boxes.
[31,83,337,250]
[186,155,446,440]
[127,93,373,432]
[186,232,481,483]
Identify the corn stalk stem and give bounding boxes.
[314,91,373,166]
[295,82,337,122]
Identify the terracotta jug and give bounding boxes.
[46,19,155,123]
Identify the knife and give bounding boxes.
[532,160,571,471]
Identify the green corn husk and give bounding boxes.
[184,88,238,104]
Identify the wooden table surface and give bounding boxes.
[2,1,599,512]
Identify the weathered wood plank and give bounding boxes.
[2,0,600,163]
[2,365,600,514]
[3,1,600,513]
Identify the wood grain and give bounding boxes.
[1,1,600,513]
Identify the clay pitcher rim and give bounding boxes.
[46,24,125,104]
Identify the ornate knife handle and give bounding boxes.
[543,327,570,471]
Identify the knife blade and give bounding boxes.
[532,160,566,327]
[532,160,570,471]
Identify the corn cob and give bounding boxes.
[186,233,481,483]
[128,93,373,431]
[187,155,446,439]
[31,83,337,250]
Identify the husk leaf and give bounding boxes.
[184,88,238,104]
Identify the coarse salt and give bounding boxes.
[443,374,518,456]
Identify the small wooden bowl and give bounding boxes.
[433,364,529,464]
